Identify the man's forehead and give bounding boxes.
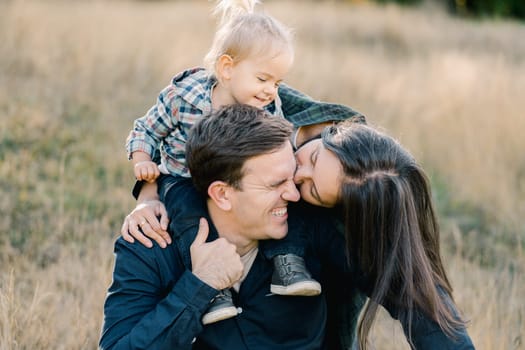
[241,147,296,182]
[243,155,296,172]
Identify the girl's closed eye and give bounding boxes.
[257,77,267,82]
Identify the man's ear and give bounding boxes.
[216,54,234,82]
[207,180,232,211]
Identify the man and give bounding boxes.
[100,104,351,349]
[102,103,475,349]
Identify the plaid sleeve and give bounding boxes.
[278,83,366,127]
[125,85,179,160]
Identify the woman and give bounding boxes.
[294,120,471,348]
[121,120,473,349]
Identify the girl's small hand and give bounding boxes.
[121,199,171,248]
[134,161,160,183]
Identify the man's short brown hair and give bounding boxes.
[186,104,293,194]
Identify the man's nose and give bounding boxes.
[282,179,300,202]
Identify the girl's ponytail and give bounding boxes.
[204,0,293,76]
[212,0,259,26]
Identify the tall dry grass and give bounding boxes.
[0,1,523,349]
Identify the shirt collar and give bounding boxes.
[171,67,216,113]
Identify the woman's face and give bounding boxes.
[294,139,343,207]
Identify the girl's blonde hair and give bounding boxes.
[204,0,294,74]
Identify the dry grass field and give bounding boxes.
[1,0,524,349]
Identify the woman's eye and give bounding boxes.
[257,77,266,82]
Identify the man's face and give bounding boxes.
[227,141,300,243]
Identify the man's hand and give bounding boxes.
[121,199,171,248]
[190,218,243,290]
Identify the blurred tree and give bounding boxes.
[360,0,524,20]
[447,0,525,20]
[374,0,423,5]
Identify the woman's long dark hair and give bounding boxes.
[322,121,465,349]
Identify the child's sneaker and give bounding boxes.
[201,289,238,325]
[270,254,322,296]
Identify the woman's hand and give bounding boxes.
[121,199,170,248]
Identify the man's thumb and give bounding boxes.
[192,218,209,246]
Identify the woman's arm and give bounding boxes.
[397,290,475,350]
[294,122,333,149]
[310,208,475,349]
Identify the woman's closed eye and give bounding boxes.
[309,146,324,204]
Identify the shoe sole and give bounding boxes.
[270,281,322,296]
[202,306,238,325]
